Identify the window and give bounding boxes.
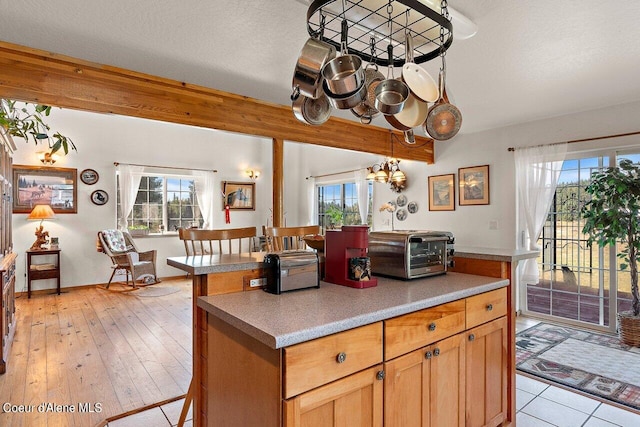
[317,181,372,230]
[117,174,202,233]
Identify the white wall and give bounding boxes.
[11,109,273,293]
[12,99,640,293]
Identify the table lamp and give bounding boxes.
[27,204,56,250]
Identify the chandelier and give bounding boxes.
[366,158,407,192]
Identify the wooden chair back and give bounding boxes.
[180,227,257,256]
[264,225,321,252]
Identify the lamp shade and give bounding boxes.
[27,204,56,221]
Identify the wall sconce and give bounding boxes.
[246,169,260,180]
[37,151,59,165]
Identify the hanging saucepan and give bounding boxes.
[374,44,410,115]
[322,19,364,96]
[387,35,430,132]
[401,33,439,103]
[323,78,367,110]
[292,87,332,126]
[424,66,462,140]
[291,14,336,99]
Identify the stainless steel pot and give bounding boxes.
[321,20,364,96]
[292,37,337,99]
[374,45,409,115]
[323,79,367,110]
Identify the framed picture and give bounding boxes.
[428,174,455,211]
[12,165,77,213]
[459,165,490,206]
[80,168,99,185]
[222,181,255,210]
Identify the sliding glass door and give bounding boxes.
[524,151,639,332]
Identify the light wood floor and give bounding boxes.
[0,278,193,427]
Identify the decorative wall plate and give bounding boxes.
[90,189,108,205]
[396,208,408,221]
[408,201,419,214]
[80,168,99,185]
[396,194,408,207]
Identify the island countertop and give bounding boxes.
[197,272,508,349]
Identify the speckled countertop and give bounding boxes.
[454,246,538,262]
[167,252,266,274]
[197,272,508,349]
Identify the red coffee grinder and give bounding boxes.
[324,225,377,288]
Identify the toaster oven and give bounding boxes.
[368,230,454,279]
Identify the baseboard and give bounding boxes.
[16,275,189,297]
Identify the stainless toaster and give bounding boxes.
[263,251,320,294]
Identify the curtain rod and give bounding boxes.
[114,162,217,173]
[507,130,640,152]
[306,167,367,180]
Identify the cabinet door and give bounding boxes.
[384,333,465,427]
[284,365,383,427]
[466,316,508,427]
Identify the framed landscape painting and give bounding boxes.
[459,165,490,206]
[12,165,77,213]
[222,181,255,210]
[428,174,455,211]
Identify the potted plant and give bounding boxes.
[0,99,76,154]
[581,159,640,346]
[128,225,150,237]
[325,205,343,230]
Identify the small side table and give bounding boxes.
[26,248,61,298]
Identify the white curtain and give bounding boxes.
[193,170,216,228]
[515,143,567,284]
[117,164,144,230]
[354,169,369,225]
[306,177,316,225]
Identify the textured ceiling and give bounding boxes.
[1,0,640,135]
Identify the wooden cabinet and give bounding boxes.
[284,365,383,427]
[204,288,509,427]
[0,253,16,374]
[385,333,465,427]
[466,317,508,427]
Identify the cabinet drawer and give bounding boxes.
[384,300,465,360]
[466,288,507,329]
[284,322,383,399]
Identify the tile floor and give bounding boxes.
[106,317,640,427]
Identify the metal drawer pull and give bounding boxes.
[434,348,440,356]
[336,352,347,363]
[425,351,432,359]
[486,303,493,311]
[376,370,386,380]
[428,322,436,331]
[469,333,475,342]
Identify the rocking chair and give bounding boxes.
[97,229,159,288]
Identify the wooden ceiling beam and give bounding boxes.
[0,41,433,163]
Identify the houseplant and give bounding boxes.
[0,99,76,154]
[581,159,640,346]
[325,205,343,229]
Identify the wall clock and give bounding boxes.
[90,189,108,205]
[80,168,99,185]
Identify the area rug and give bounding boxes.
[516,322,640,411]
[126,286,181,297]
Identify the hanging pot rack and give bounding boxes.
[306,0,453,68]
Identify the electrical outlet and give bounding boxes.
[249,278,267,288]
[382,218,390,226]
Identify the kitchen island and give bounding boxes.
[168,248,536,427]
